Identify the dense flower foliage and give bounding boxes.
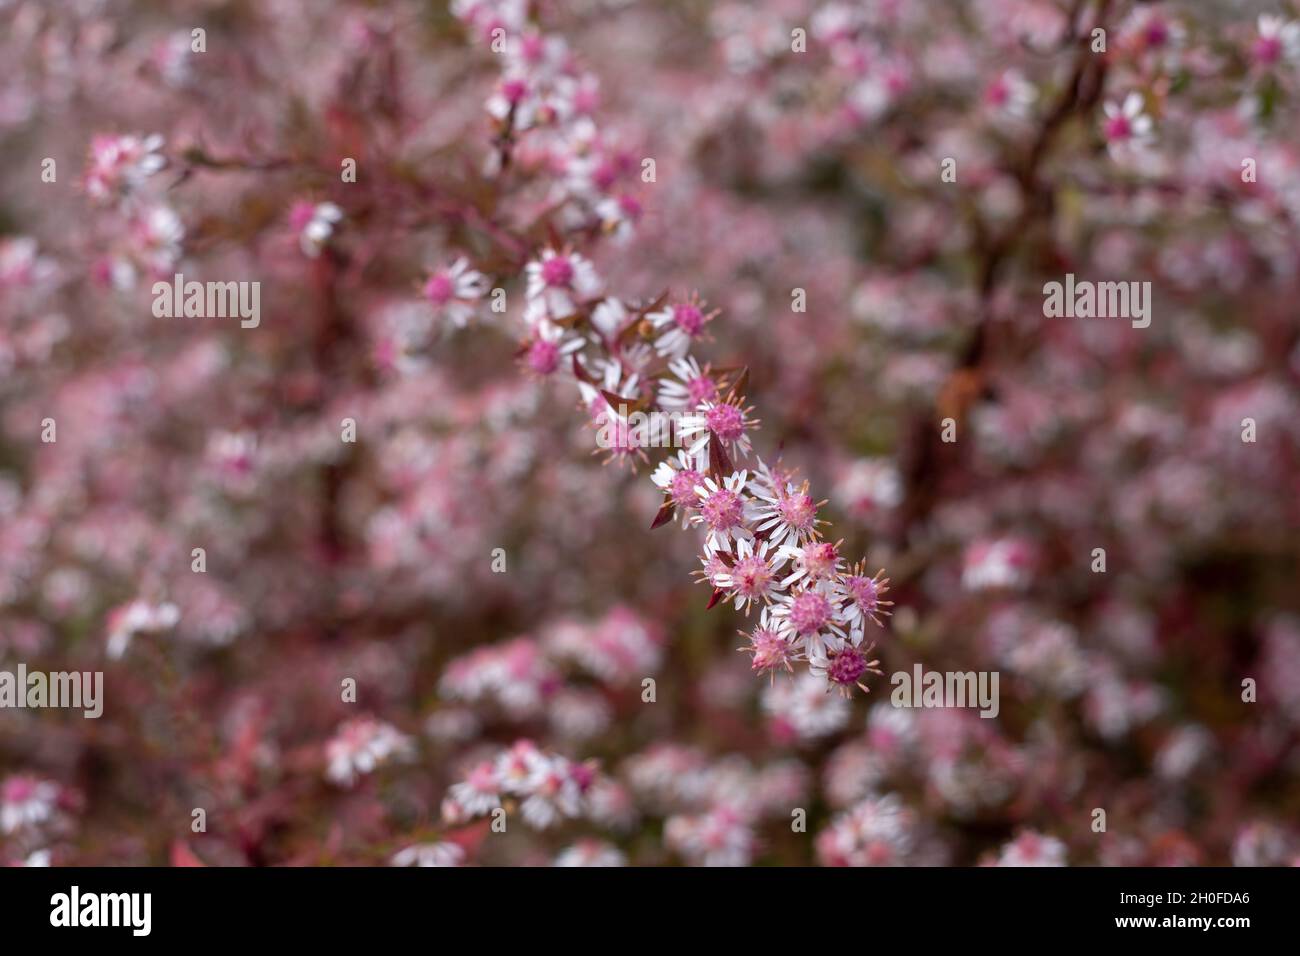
[1,0,1298,866]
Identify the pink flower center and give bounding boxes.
[801,541,839,578]
[827,646,868,686]
[2,778,34,802]
[845,574,879,612]
[789,590,832,635]
[730,555,772,598]
[670,469,703,507]
[701,488,744,531]
[673,303,705,335]
[687,375,718,406]
[777,492,816,531]
[424,273,454,305]
[1143,20,1170,48]
[1104,115,1132,141]
[501,78,529,104]
[705,403,745,442]
[541,256,574,287]
[1253,36,1282,65]
[749,629,791,672]
[528,338,559,374]
[985,79,1008,107]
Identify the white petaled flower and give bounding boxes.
[651,449,707,527]
[738,606,803,678]
[710,537,790,613]
[523,317,586,377]
[807,639,883,697]
[84,133,166,203]
[424,257,489,328]
[324,717,414,787]
[778,539,844,590]
[747,463,826,547]
[447,760,502,818]
[690,471,755,554]
[518,754,584,830]
[0,776,60,834]
[486,72,539,130]
[657,355,721,411]
[577,357,641,424]
[665,805,755,867]
[106,598,181,659]
[524,247,603,319]
[1254,15,1300,66]
[590,296,630,338]
[647,294,718,358]
[390,842,465,867]
[992,831,1068,867]
[293,202,344,258]
[677,398,759,464]
[1101,92,1154,161]
[595,193,643,243]
[554,840,626,867]
[983,69,1036,119]
[762,671,851,741]
[838,562,894,630]
[770,580,849,658]
[132,203,185,272]
[834,458,902,522]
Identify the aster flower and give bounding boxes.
[647,293,718,359]
[839,562,893,629]
[711,536,789,612]
[390,842,466,867]
[1101,93,1154,161]
[657,355,721,411]
[106,598,181,659]
[290,201,343,258]
[778,538,844,589]
[651,449,707,526]
[325,717,414,787]
[518,754,585,829]
[525,247,603,319]
[0,776,60,834]
[762,671,851,741]
[770,580,849,658]
[748,464,827,548]
[486,73,539,130]
[816,794,916,866]
[522,318,586,376]
[1253,15,1300,67]
[738,606,801,678]
[84,133,166,204]
[595,193,643,242]
[424,257,489,328]
[983,69,1036,119]
[678,396,760,464]
[690,471,755,554]
[808,640,883,697]
[554,840,626,867]
[990,831,1068,867]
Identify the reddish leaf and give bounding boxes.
[650,497,676,530]
[705,588,725,610]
